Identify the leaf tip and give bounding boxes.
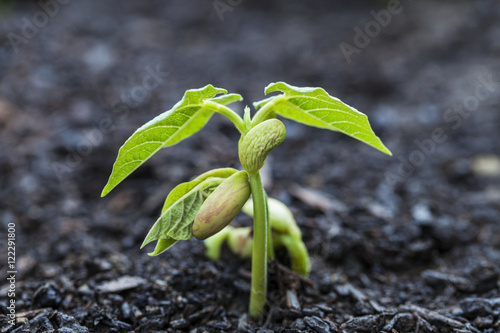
[146,238,178,256]
[264,81,284,95]
[140,238,151,249]
[379,144,393,156]
[230,93,244,102]
[101,186,110,197]
[202,84,228,96]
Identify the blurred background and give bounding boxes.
[1,0,500,331]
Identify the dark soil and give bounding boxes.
[1,0,500,332]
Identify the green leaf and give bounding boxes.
[101,85,241,197]
[161,179,203,214]
[192,167,239,182]
[148,238,178,256]
[147,169,238,255]
[262,82,392,155]
[253,96,277,110]
[141,178,224,251]
[162,168,238,213]
[210,93,243,105]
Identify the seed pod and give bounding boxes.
[239,119,286,173]
[193,171,251,240]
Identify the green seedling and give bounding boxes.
[101,82,391,319]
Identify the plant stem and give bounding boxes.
[264,192,274,260]
[251,96,284,127]
[279,234,311,277]
[248,172,267,319]
[203,101,246,134]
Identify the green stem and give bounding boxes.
[203,101,246,134]
[248,172,267,319]
[279,234,311,277]
[264,192,274,260]
[251,96,284,127]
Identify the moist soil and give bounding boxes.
[1,1,500,332]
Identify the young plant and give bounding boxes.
[101,82,392,319]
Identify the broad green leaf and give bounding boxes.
[262,82,392,155]
[141,178,224,251]
[101,85,242,197]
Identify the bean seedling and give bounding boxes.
[101,82,391,319]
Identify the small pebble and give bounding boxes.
[32,282,63,308]
[209,321,232,330]
[411,203,433,223]
[170,318,189,329]
[53,312,89,332]
[121,302,131,320]
[302,308,324,317]
[318,274,333,294]
[470,155,500,177]
[474,315,494,328]
[234,279,251,292]
[304,316,330,333]
[422,270,471,290]
[315,304,333,313]
[131,304,143,319]
[77,284,92,295]
[292,318,306,329]
[340,314,381,332]
[460,298,494,317]
[286,290,301,311]
[97,276,146,293]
